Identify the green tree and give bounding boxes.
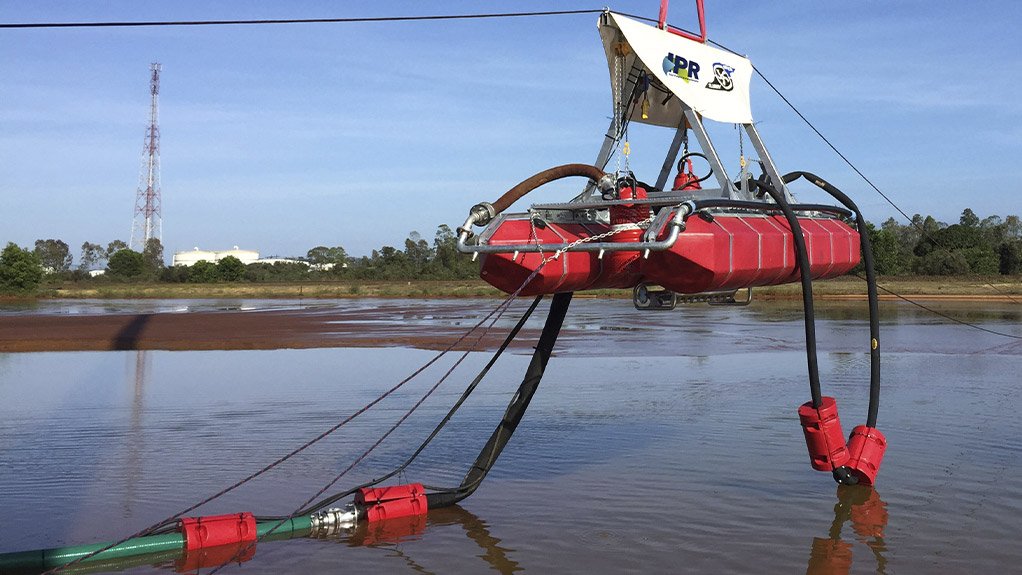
[107,249,145,278]
[79,242,105,272]
[917,250,970,275]
[867,223,902,275]
[0,243,44,293]
[189,260,219,283]
[160,264,191,283]
[142,238,165,275]
[217,256,246,282]
[959,208,980,228]
[306,245,348,267]
[106,240,128,260]
[1004,215,1021,239]
[404,231,432,273]
[1000,241,1022,275]
[34,239,72,273]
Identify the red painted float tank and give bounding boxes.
[478,209,860,296]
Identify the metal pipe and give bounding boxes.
[457,199,852,255]
[458,203,692,255]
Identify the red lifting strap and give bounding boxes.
[180,512,257,551]
[657,0,707,43]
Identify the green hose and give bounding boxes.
[0,517,313,574]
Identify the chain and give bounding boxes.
[614,52,623,175]
[737,124,746,169]
[542,215,655,264]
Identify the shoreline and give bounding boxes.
[2,290,1018,354]
[9,276,1021,303]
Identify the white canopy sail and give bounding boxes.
[599,12,754,125]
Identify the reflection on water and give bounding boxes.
[331,506,520,575]
[807,486,888,575]
[123,351,147,518]
[0,299,1020,573]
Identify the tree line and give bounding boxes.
[867,209,1021,276]
[2,211,1020,295]
[0,224,478,294]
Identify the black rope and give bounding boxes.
[0,9,604,29]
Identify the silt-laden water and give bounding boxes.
[0,298,1020,573]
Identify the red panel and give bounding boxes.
[478,213,860,296]
[480,219,601,295]
[180,513,257,552]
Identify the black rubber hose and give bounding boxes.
[681,198,852,220]
[490,164,606,215]
[741,180,823,408]
[782,171,881,428]
[428,292,573,508]
[258,296,546,520]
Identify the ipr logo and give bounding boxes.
[662,53,701,83]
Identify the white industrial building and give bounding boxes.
[172,246,260,267]
[171,246,342,269]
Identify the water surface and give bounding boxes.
[1,298,1020,573]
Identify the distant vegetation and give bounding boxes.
[1,224,477,295]
[1,212,1020,296]
[866,209,1021,276]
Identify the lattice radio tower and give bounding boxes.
[130,62,163,251]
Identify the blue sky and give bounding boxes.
[2,1,1020,260]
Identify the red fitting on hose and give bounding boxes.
[845,426,887,485]
[798,397,851,471]
[356,483,428,524]
[180,512,257,551]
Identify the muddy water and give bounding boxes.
[1,298,1020,573]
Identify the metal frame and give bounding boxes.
[743,122,796,204]
[654,117,690,190]
[682,106,735,197]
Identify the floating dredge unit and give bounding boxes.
[459,12,862,307]
[0,4,887,573]
[455,7,886,485]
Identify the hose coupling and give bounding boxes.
[468,202,497,227]
[309,503,359,538]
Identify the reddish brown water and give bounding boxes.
[1,298,1020,573]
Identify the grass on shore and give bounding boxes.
[27,275,1022,301]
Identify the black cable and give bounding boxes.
[42,284,532,575]
[0,9,604,29]
[263,295,545,520]
[212,294,544,574]
[851,273,1022,340]
[706,38,1022,306]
